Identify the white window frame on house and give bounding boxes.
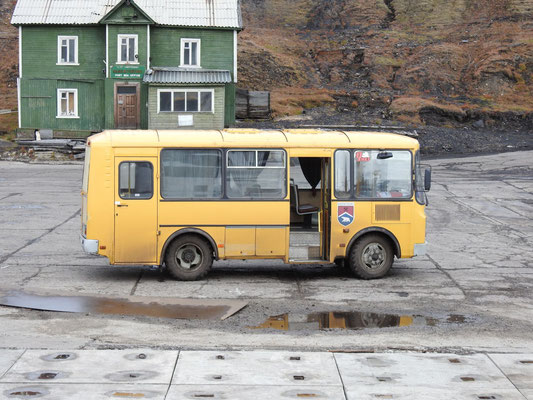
[180,38,201,68]
[157,88,214,113]
[57,36,78,65]
[57,89,79,118]
[117,34,139,64]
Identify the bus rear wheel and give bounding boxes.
[348,234,393,279]
[165,235,213,281]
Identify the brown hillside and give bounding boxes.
[1,0,532,128]
[0,0,18,112]
[239,0,533,127]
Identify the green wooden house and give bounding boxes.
[11,0,242,137]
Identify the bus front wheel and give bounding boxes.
[348,234,393,279]
[165,235,213,281]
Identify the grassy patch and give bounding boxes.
[374,56,406,67]
[271,88,336,117]
[391,96,466,115]
[0,112,18,141]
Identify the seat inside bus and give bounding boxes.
[290,157,321,230]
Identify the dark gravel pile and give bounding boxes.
[236,108,532,158]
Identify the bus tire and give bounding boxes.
[334,258,345,268]
[348,234,393,279]
[165,235,213,281]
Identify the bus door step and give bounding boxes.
[288,258,325,264]
[289,245,320,259]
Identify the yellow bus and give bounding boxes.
[81,129,431,280]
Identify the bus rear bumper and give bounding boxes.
[413,242,427,256]
[80,234,99,255]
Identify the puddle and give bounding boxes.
[249,311,469,331]
[0,290,247,320]
[6,386,49,397]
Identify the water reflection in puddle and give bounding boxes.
[249,311,469,331]
[0,290,247,320]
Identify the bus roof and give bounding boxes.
[88,129,420,150]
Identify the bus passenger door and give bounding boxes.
[114,157,158,264]
[321,157,331,259]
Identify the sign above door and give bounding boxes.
[111,65,146,79]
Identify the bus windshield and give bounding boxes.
[335,150,412,199]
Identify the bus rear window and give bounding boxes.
[82,146,90,192]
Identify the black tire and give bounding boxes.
[334,258,345,268]
[348,234,394,279]
[165,235,213,281]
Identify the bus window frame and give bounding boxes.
[118,160,154,201]
[225,148,288,201]
[159,148,289,202]
[160,148,224,201]
[333,149,415,202]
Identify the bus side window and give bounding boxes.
[119,161,153,199]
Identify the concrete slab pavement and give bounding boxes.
[0,350,531,399]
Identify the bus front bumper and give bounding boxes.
[80,234,99,255]
[413,242,427,256]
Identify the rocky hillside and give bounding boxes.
[0,0,17,111]
[239,0,533,128]
[0,0,532,130]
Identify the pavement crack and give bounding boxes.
[501,179,532,194]
[0,193,22,202]
[291,266,305,300]
[332,353,349,399]
[426,254,466,298]
[165,352,180,400]
[486,354,528,399]
[1,349,26,380]
[0,208,81,266]
[21,265,44,286]
[129,270,144,296]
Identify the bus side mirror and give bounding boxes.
[424,167,432,191]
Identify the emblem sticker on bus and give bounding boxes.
[338,203,354,226]
[355,151,370,162]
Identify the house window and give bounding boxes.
[181,39,201,67]
[57,36,78,64]
[158,89,213,113]
[57,89,78,118]
[117,34,138,64]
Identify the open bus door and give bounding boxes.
[289,156,331,262]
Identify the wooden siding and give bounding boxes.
[147,86,225,130]
[20,78,105,131]
[150,27,234,77]
[224,83,236,126]
[108,25,148,68]
[22,26,105,80]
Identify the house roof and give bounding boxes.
[143,67,232,84]
[11,0,242,29]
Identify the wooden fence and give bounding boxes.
[236,89,271,119]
